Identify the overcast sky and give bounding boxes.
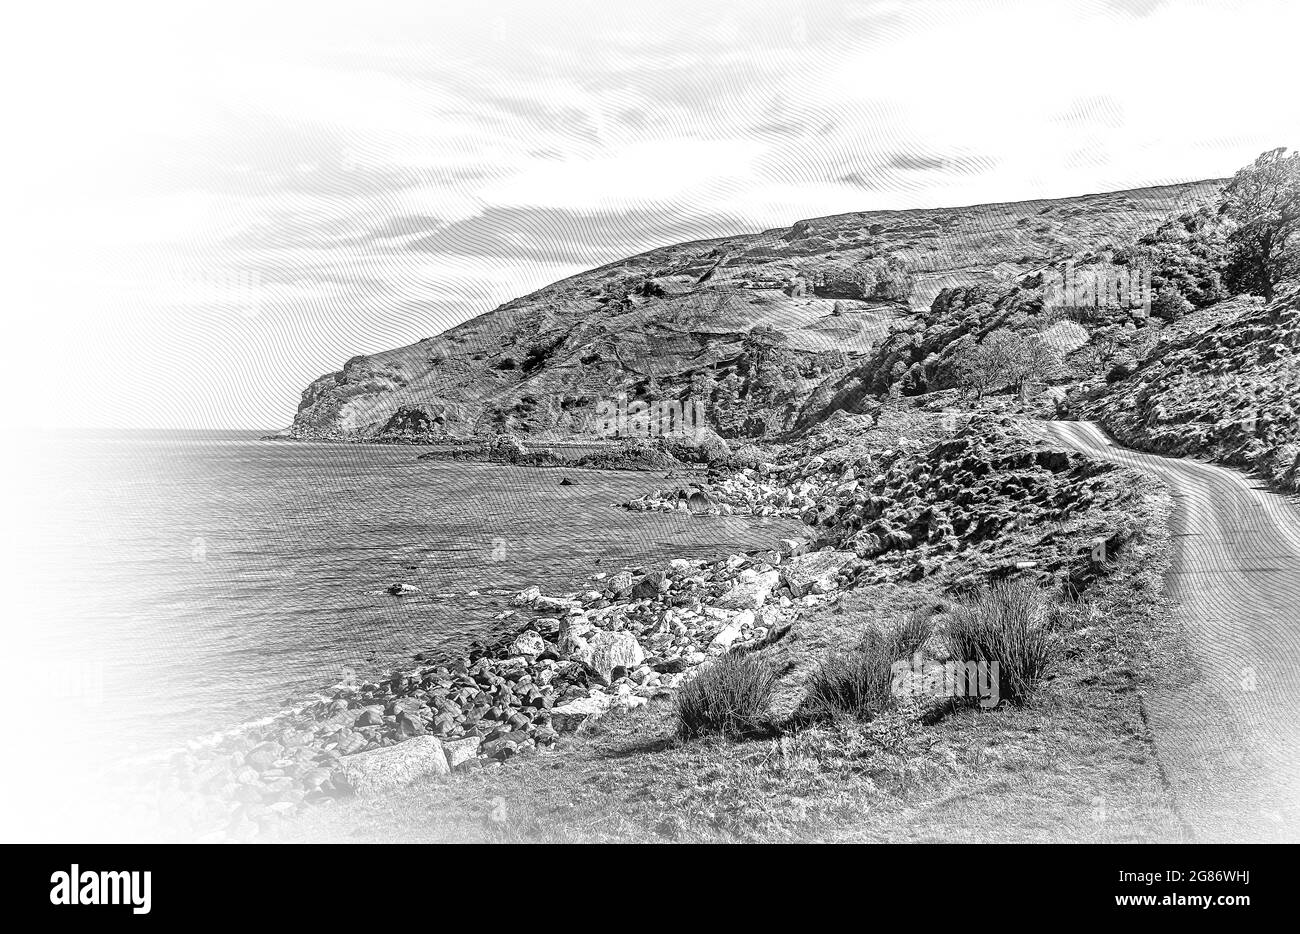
[6,0,1298,429]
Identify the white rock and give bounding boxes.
[781,551,856,597]
[341,736,449,796]
[578,629,646,682]
[442,736,481,770]
[509,630,546,657]
[717,568,781,610]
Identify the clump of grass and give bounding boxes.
[805,609,934,721]
[675,651,779,740]
[945,578,1057,705]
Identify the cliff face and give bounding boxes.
[289,181,1223,442]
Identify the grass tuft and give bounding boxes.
[675,651,780,740]
[945,578,1057,705]
[804,609,934,721]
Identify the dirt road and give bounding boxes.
[1043,420,1300,842]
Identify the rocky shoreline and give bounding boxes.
[114,410,1129,841]
[111,452,858,841]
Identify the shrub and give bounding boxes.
[675,651,780,740]
[805,610,933,721]
[944,579,1057,706]
[1151,288,1192,322]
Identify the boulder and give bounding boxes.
[340,736,449,796]
[781,551,856,597]
[578,630,646,683]
[509,630,546,657]
[716,568,780,609]
[606,571,634,597]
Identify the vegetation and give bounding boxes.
[804,610,933,721]
[944,580,1059,706]
[675,651,780,740]
[1222,147,1300,301]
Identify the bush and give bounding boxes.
[804,610,933,721]
[1151,288,1192,322]
[675,652,780,740]
[944,579,1057,706]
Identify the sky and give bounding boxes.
[4,0,1298,429]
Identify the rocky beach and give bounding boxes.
[104,403,1156,842]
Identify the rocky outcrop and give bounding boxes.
[288,182,1221,443]
[1076,286,1300,492]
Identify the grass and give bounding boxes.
[944,578,1058,706]
[675,651,780,740]
[804,609,934,721]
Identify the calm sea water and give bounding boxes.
[14,432,799,760]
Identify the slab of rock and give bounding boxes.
[340,736,449,797]
[550,694,616,733]
[442,736,482,770]
[716,568,780,610]
[781,551,856,597]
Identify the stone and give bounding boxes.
[780,550,856,597]
[607,571,634,597]
[442,736,481,769]
[578,630,646,683]
[716,568,780,610]
[512,586,541,606]
[509,630,546,657]
[340,736,450,796]
[550,694,616,732]
[354,707,385,727]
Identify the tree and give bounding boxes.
[1222,147,1300,301]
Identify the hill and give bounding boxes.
[288,181,1223,442]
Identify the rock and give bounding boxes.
[509,630,546,657]
[711,610,754,651]
[353,707,385,727]
[716,568,780,609]
[339,736,450,796]
[780,550,855,597]
[550,694,615,732]
[607,570,634,597]
[778,538,808,557]
[560,477,574,485]
[442,736,481,769]
[512,586,541,606]
[631,571,665,600]
[387,582,421,595]
[578,630,646,683]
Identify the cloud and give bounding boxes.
[9,0,1299,428]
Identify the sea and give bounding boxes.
[11,431,802,763]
